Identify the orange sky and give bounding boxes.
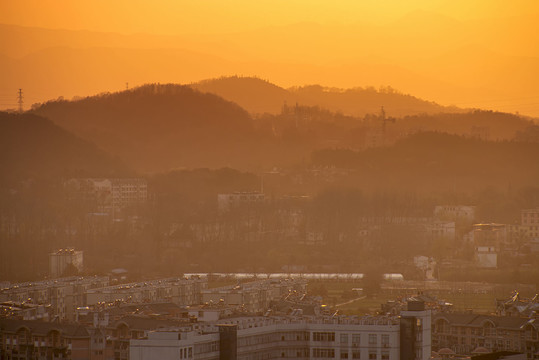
[1,0,539,116]
[2,0,538,34]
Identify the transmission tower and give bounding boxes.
[17,89,23,113]
[379,106,395,144]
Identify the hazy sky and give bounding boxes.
[2,0,538,34]
[1,0,539,116]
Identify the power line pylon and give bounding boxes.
[379,106,395,144]
[17,89,23,113]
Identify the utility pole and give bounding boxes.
[17,89,23,113]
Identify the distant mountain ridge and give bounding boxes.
[192,76,457,117]
[29,81,536,174]
[2,18,539,117]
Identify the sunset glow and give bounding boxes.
[1,0,538,115]
[2,0,539,342]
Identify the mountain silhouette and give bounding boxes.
[31,84,264,173]
[192,76,455,117]
[0,112,129,185]
[31,82,536,174]
[312,132,539,192]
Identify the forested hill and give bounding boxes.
[31,84,259,173]
[29,82,537,175]
[312,132,539,192]
[192,77,291,115]
[0,112,130,185]
[192,76,456,117]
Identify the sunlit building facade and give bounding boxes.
[130,303,431,360]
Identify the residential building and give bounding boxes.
[64,178,147,215]
[0,318,112,360]
[130,301,431,360]
[473,224,508,247]
[521,209,539,228]
[476,246,498,268]
[201,279,306,314]
[217,192,265,213]
[496,292,539,317]
[432,313,539,358]
[86,277,207,306]
[425,222,456,242]
[49,248,84,278]
[434,206,476,224]
[0,276,109,322]
[0,302,51,321]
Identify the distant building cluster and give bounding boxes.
[64,178,148,216]
[0,276,109,321]
[0,276,206,322]
[462,208,539,269]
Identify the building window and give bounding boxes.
[352,351,361,359]
[381,335,389,346]
[313,332,336,342]
[341,334,349,345]
[368,335,377,346]
[341,351,349,359]
[313,348,335,358]
[369,352,377,360]
[352,334,360,347]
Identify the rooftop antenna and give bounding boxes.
[126,82,129,90]
[17,89,23,113]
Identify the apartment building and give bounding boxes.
[0,277,109,322]
[130,301,431,360]
[49,248,83,278]
[432,313,538,358]
[0,318,112,360]
[201,279,306,314]
[434,206,476,224]
[65,178,147,215]
[217,192,265,213]
[86,277,207,306]
[521,209,539,228]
